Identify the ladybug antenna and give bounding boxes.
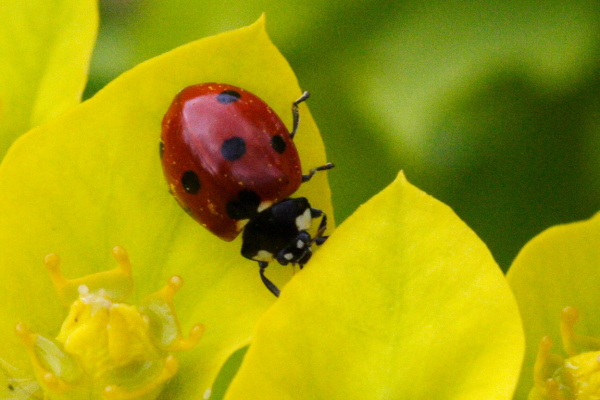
[290,91,310,139]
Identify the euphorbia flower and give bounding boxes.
[507,212,600,399]
[0,11,524,400]
[14,246,203,399]
[0,15,332,400]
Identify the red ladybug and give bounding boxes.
[160,83,333,296]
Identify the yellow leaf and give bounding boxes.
[224,172,524,400]
[0,0,98,158]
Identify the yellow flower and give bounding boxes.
[0,9,524,399]
[0,15,332,399]
[508,212,600,399]
[14,247,203,399]
[529,307,600,400]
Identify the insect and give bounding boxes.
[160,83,333,296]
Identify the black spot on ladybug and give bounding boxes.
[226,189,261,220]
[221,137,246,161]
[181,170,201,194]
[217,90,241,104]
[159,140,165,159]
[271,134,286,154]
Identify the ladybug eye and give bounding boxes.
[216,90,241,104]
[181,170,201,194]
[270,135,286,154]
[221,137,246,161]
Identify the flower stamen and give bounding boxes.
[45,246,134,305]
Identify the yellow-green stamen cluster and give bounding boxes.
[530,306,600,400]
[16,246,203,400]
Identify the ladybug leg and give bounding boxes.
[290,91,310,139]
[311,208,329,245]
[258,261,281,297]
[302,163,335,183]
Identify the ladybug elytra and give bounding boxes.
[160,83,333,296]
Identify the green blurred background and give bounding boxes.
[87,0,600,272]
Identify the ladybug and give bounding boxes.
[160,83,333,297]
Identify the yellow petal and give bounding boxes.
[0,0,98,158]
[507,212,600,400]
[224,172,524,399]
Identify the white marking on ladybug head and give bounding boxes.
[296,240,305,249]
[253,250,274,262]
[283,253,294,261]
[295,208,312,231]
